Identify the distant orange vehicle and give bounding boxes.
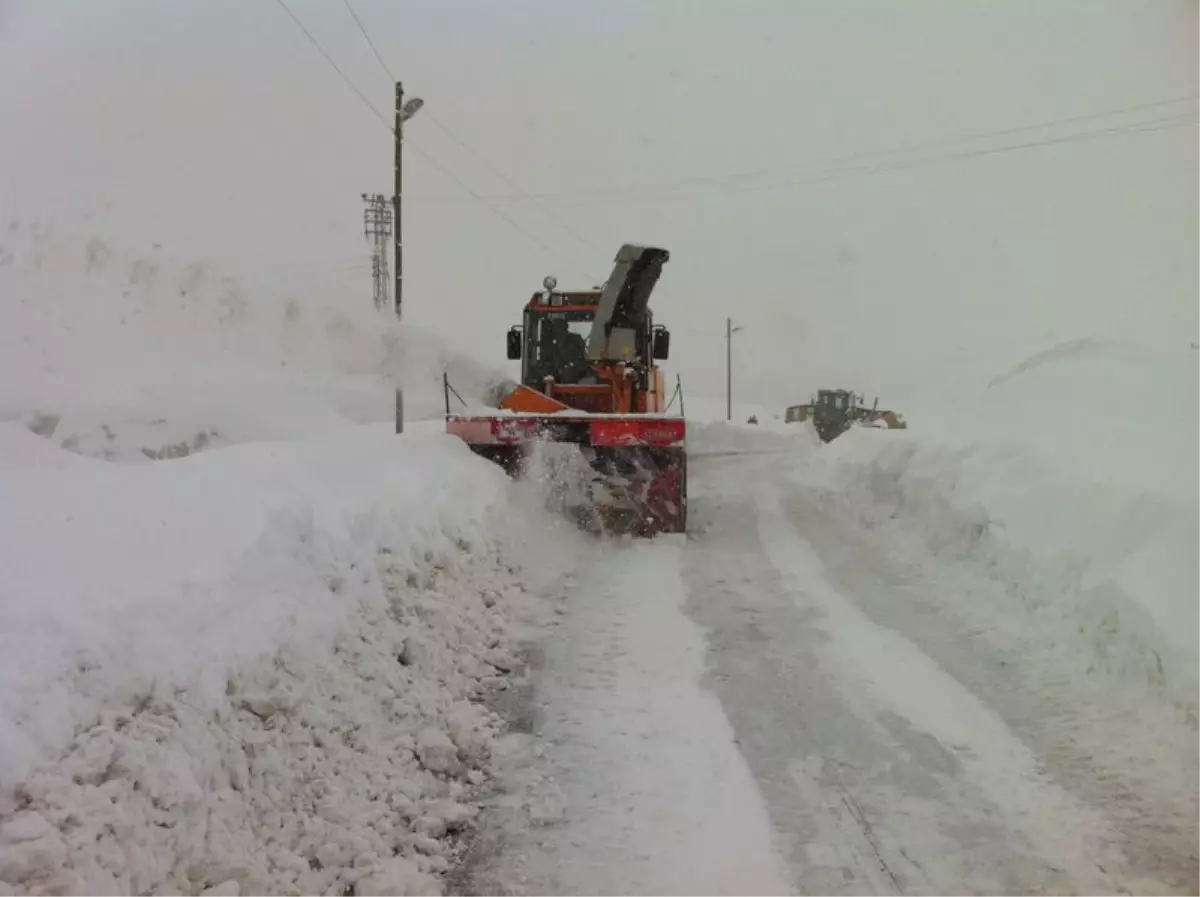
[444,244,686,535]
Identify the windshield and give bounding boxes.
[526,311,594,385]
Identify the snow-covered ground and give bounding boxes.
[2,222,1196,894]
[2,0,1194,888]
[0,418,590,895]
[460,413,1197,894]
[0,226,582,895]
[457,536,794,896]
[795,338,1199,720]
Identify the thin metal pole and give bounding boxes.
[726,317,732,421]
[393,81,403,318]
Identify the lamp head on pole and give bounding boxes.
[400,97,424,123]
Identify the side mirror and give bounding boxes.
[506,327,522,360]
[653,327,671,360]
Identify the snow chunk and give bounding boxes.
[355,856,442,896]
[0,814,49,845]
[200,881,241,897]
[0,826,64,885]
[416,728,459,775]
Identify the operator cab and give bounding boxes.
[817,389,854,412]
[506,275,671,388]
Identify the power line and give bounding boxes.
[273,0,595,279]
[274,0,1193,258]
[272,0,391,131]
[637,111,1192,203]
[688,113,1200,201]
[407,94,1198,205]
[328,0,1200,200]
[339,0,394,84]
[423,111,599,251]
[563,93,1200,199]
[409,111,1196,207]
[339,0,598,252]
[403,136,596,279]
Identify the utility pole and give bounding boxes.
[392,82,425,320]
[726,317,732,421]
[726,317,744,421]
[361,193,392,312]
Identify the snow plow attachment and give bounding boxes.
[446,411,687,536]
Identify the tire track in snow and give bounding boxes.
[752,484,1125,894]
[778,482,1198,893]
[462,537,792,895]
[682,482,932,894]
[680,452,1150,894]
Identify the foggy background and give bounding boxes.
[2,0,1195,412]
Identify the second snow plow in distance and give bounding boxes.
[786,389,907,442]
[444,244,686,536]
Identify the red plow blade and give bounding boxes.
[446,413,687,536]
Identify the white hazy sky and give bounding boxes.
[2,0,1196,407]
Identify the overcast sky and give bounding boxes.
[2,0,1196,407]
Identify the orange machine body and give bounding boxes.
[443,244,686,534]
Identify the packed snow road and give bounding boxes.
[460,448,1198,896]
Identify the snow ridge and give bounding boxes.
[804,432,1198,721]
[2,544,528,896]
[780,336,1198,720]
[0,425,572,896]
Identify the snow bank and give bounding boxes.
[791,339,1199,719]
[0,224,508,462]
[680,395,783,428]
[686,417,817,457]
[0,423,573,895]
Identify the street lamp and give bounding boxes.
[400,97,424,123]
[726,317,744,421]
[394,83,424,319]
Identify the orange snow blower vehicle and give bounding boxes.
[444,244,686,535]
